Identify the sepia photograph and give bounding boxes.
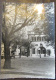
[0,1,55,79]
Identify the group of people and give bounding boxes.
[11,43,51,58]
[11,45,29,58]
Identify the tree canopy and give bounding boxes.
[2,2,55,44]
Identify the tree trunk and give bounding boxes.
[3,41,11,69]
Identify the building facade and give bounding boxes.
[28,31,47,56]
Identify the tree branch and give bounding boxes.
[8,4,18,36]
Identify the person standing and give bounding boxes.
[19,47,21,58]
[39,44,43,58]
[39,44,46,58]
[16,45,20,58]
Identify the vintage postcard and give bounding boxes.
[0,1,55,79]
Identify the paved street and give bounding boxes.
[0,55,55,79]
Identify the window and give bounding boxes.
[32,37,36,41]
[34,37,36,41]
[37,36,41,41]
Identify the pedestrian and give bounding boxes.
[38,47,41,58]
[19,47,21,58]
[39,44,46,57]
[39,44,43,58]
[42,47,46,57]
[16,46,20,57]
[27,46,29,57]
[11,49,15,58]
